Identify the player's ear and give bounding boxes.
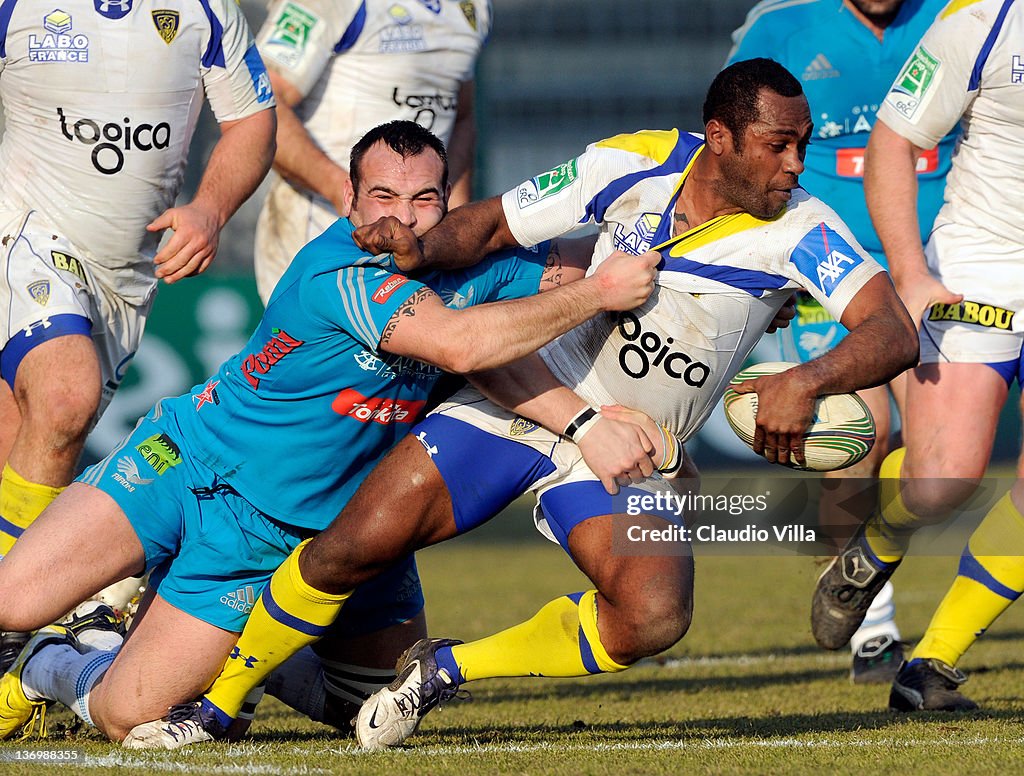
[342,175,356,216]
[704,118,731,155]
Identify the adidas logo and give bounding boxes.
[220,585,257,613]
[802,54,840,81]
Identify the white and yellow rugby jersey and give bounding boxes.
[257,0,489,170]
[878,0,1024,249]
[0,0,273,301]
[502,130,884,441]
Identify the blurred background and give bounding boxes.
[80,0,1021,466]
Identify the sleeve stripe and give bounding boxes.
[336,270,378,348]
[334,0,367,54]
[968,0,1016,91]
[199,0,227,68]
[0,0,19,59]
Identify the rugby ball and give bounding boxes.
[722,362,875,472]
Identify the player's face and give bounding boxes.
[849,0,903,20]
[718,90,812,219]
[348,142,448,236]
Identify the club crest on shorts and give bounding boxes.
[152,10,180,45]
[509,417,539,436]
[27,280,50,306]
[459,0,477,30]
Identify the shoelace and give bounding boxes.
[18,704,47,741]
[392,668,467,718]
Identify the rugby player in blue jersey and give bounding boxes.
[728,0,956,683]
[0,120,663,743]
[131,59,920,750]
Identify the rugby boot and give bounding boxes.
[0,625,78,739]
[356,638,464,749]
[812,524,900,650]
[889,658,979,712]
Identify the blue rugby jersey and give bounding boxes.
[728,0,955,264]
[161,218,546,530]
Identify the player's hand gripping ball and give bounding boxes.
[723,362,875,471]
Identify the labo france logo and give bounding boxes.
[57,108,171,175]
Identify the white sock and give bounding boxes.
[266,646,327,723]
[22,644,118,726]
[850,580,900,653]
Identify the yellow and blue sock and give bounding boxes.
[912,492,1024,667]
[203,540,351,724]
[0,463,64,556]
[435,590,628,682]
[864,448,917,565]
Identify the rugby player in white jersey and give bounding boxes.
[252,0,489,304]
[127,58,918,749]
[813,0,1024,711]
[0,0,276,663]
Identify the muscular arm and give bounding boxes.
[733,273,918,465]
[378,249,656,374]
[151,109,276,283]
[469,353,661,494]
[446,80,477,209]
[266,69,349,215]
[415,196,518,270]
[865,120,961,321]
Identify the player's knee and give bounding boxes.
[613,587,693,660]
[900,477,979,523]
[302,532,390,592]
[18,379,99,448]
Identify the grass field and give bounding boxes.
[5,492,1024,774]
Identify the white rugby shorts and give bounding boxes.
[0,207,153,414]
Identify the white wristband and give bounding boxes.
[564,407,600,444]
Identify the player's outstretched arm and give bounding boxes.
[390,195,516,272]
[378,249,658,374]
[865,120,962,322]
[732,273,918,467]
[150,109,277,283]
[468,354,663,494]
[446,79,477,210]
[266,69,349,215]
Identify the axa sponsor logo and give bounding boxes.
[816,250,858,290]
[112,456,153,492]
[135,433,182,475]
[242,329,304,389]
[30,10,89,63]
[221,586,257,615]
[928,300,1015,330]
[332,389,425,424]
[791,223,863,297]
[57,108,171,175]
[616,311,710,386]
